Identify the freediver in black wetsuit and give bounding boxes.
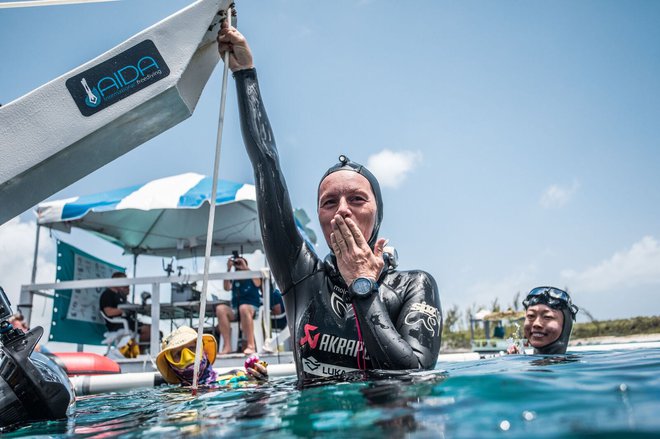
[217,22,442,383]
[509,286,579,355]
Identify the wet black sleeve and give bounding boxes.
[353,271,442,369]
[233,68,316,293]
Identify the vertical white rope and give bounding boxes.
[192,5,232,391]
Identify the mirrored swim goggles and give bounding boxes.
[523,286,579,317]
[165,346,197,369]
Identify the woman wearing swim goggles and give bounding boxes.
[522,286,579,317]
[509,286,579,355]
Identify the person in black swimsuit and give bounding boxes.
[217,22,442,382]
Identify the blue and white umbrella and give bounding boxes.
[36,172,316,258]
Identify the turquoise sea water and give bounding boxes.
[5,348,660,438]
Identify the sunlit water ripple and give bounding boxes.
[5,348,660,438]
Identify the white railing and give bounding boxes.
[20,270,271,356]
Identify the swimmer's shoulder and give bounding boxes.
[381,269,436,289]
[381,269,438,302]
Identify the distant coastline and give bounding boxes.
[442,315,660,352]
[571,315,660,340]
[570,332,660,346]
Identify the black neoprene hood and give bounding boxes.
[524,294,576,355]
[318,155,383,249]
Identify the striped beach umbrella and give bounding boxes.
[36,172,316,259]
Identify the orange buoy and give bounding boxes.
[50,352,121,376]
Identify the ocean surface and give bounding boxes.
[5,348,660,438]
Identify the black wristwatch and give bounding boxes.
[348,277,379,300]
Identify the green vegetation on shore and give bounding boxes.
[571,315,660,339]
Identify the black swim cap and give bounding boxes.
[523,286,578,355]
[318,155,383,249]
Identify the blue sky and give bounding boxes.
[1,0,660,328]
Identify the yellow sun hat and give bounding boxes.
[155,326,217,384]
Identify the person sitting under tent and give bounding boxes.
[215,255,262,355]
[99,272,152,355]
[156,326,268,387]
[507,286,579,355]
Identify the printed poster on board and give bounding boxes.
[50,240,125,345]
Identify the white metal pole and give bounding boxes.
[150,283,160,358]
[192,5,233,391]
[131,253,138,303]
[263,273,271,335]
[24,223,41,327]
[30,223,40,284]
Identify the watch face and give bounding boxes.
[352,278,373,295]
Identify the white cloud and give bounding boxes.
[444,237,660,321]
[0,217,56,310]
[561,236,660,292]
[366,149,423,189]
[540,180,579,208]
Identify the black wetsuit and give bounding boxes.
[234,68,442,381]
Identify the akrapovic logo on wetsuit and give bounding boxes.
[299,324,320,349]
[66,40,170,116]
[299,323,368,359]
[318,333,366,358]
